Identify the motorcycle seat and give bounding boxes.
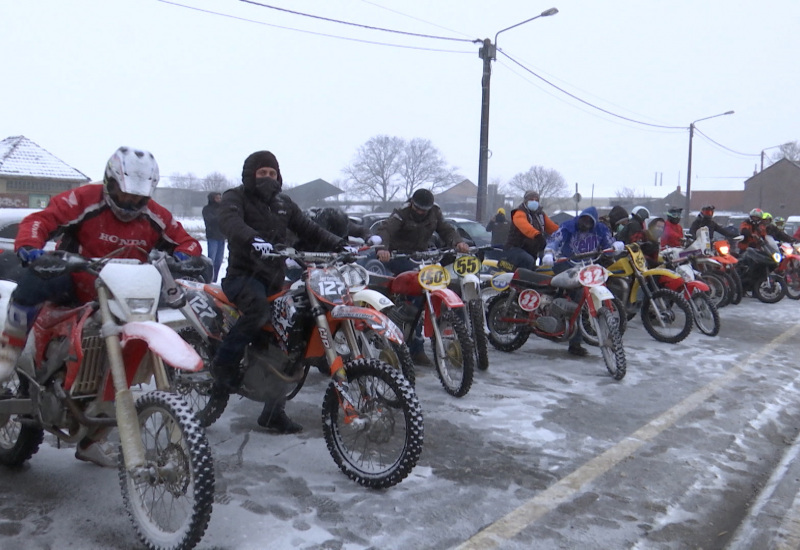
[514,268,553,288]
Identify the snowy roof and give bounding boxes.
[0,136,90,181]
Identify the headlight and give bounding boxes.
[126,298,155,314]
[718,244,729,255]
[772,253,782,264]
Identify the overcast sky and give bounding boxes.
[2,0,798,203]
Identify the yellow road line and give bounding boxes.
[456,323,800,550]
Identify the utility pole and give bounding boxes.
[476,38,495,224]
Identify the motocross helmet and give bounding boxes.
[749,208,764,223]
[762,212,773,223]
[666,207,683,223]
[775,216,786,228]
[410,188,434,211]
[700,205,715,219]
[631,206,650,222]
[103,146,159,222]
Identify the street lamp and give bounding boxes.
[475,7,558,223]
[683,110,734,217]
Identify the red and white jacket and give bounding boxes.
[16,184,201,260]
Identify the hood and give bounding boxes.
[207,192,220,204]
[241,150,283,189]
[579,206,599,223]
[608,205,628,226]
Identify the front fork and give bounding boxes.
[97,286,147,471]
[424,291,447,360]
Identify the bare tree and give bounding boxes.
[167,172,200,190]
[506,166,568,208]
[397,138,460,198]
[770,141,800,164]
[202,172,232,193]
[342,135,404,203]
[614,187,651,200]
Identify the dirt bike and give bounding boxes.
[444,249,490,371]
[736,235,786,303]
[682,229,741,308]
[659,245,720,337]
[606,242,693,344]
[168,248,423,489]
[709,237,744,305]
[486,248,627,380]
[0,249,214,550]
[368,249,476,397]
[776,241,800,300]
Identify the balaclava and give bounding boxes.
[242,150,283,201]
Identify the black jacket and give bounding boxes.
[218,182,342,291]
[202,195,225,241]
[376,204,463,253]
[688,216,739,240]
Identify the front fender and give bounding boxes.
[351,289,395,312]
[430,287,465,309]
[458,273,481,301]
[330,305,404,344]
[686,280,709,293]
[589,285,615,311]
[121,321,203,372]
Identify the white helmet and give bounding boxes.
[103,146,159,221]
[631,205,650,221]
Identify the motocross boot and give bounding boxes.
[257,402,302,434]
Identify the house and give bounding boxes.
[283,178,343,209]
[0,136,90,208]
[742,158,800,218]
[435,179,478,218]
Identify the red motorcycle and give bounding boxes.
[659,248,720,336]
[777,241,800,300]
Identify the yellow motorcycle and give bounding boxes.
[605,243,693,344]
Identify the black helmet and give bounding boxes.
[314,207,350,239]
[410,188,434,211]
[700,205,715,219]
[666,207,682,223]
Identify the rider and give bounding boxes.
[615,205,649,244]
[210,150,346,434]
[688,205,739,242]
[0,146,202,466]
[763,213,796,243]
[738,208,767,253]
[661,207,685,248]
[542,206,624,357]
[375,188,469,365]
[503,190,559,270]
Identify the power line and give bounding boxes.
[499,50,686,130]
[238,0,476,43]
[156,0,475,53]
[693,128,760,158]
[357,0,473,39]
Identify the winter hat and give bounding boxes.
[242,150,282,187]
[608,205,628,227]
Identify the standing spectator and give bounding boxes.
[203,192,225,282]
[504,190,558,269]
[485,207,510,247]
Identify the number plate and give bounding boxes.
[453,255,480,276]
[418,264,450,290]
[518,289,541,311]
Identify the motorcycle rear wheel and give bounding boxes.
[431,309,475,397]
[640,288,693,344]
[726,268,743,305]
[468,298,490,371]
[699,271,729,308]
[783,259,800,300]
[592,307,626,380]
[486,293,530,352]
[167,328,228,428]
[753,273,786,303]
[120,391,214,550]
[690,291,720,336]
[0,373,44,467]
[322,359,423,489]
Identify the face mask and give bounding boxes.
[410,209,428,222]
[253,177,282,201]
[526,200,539,211]
[578,218,594,232]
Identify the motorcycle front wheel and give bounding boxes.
[690,290,720,336]
[0,372,44,467]
[167,328,229,428]
[431,308,475,397]
[322,358,423,489]
[640,288,693,344]
[699,271,729,308]
[580,297,627,346]
[590,307,626,380]
[486,293,530,352]
[784,259,800,300]
[334,324,416,387]
[753,273,786,303]
[120,391,214,550]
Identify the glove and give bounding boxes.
[613,241,625,253]
[251,237,273,259]
[541,253,554,267]
[341,245,360,255]
[173,251,190,262]
[285,258,301,269]
[17,246,44,265]
[367,235,382,246]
